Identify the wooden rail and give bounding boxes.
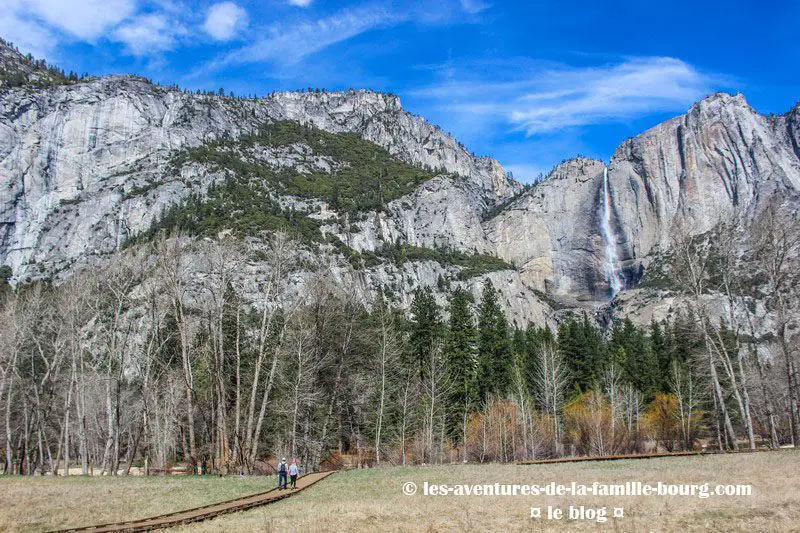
[516,447,782,465]
[53,471,334,532]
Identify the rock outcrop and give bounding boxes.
[484,93,800,304]
[608,92,800,272]
[0,38,519,282]
[486,157,609,300]
[1,38,799,328]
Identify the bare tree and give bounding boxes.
[157,236,200,471]
[199,237,243,473]
[749,202,800,444]
[712,216,756,449]
[372,292,401,465]
[510,353,534,460]
[602,361,624,452]
[530,341,569,456]
[669,358,699,450]
[421,341,448,464]
[242,232,297,471]
[669,226,738,450]
[0,291,21,473]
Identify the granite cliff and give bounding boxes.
[1,39,798,332]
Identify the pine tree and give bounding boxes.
[558,314,605,393]
[512,328,527,364]
[475,280,511,400]
[520,324,554,391]
[650,320,673,392]
[581,313,607,386]
[408,287,442,380]
[672,310,703,364]
[611,318,659,398]
[443,288,477,440]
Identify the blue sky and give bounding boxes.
[2,0,799,182]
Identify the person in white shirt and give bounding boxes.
[288,459,299,489]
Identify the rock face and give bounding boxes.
[1,39,799,327]
[486,157,609,300]
[0,40,519,281]
[0,39,534,321]
[609,93,800,272]
[331,175,496,254]
[485,93,800,303]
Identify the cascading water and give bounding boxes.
[601,167,623,298]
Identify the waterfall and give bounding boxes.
[601,167,623,297]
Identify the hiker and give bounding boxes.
[288,459,299,489]
[278,457,288,490]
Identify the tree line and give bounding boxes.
[0,199,798,475]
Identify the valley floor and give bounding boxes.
[1,450,798,532]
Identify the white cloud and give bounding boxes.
[0,0,57,57]
[25,0,136,40]
[288,0,313,6]
[203,2,248,41]
[201,3,400,73]
[460,0,491,14]
[413,57,718,135]
[0,0,137,57]
[114,13,185,56]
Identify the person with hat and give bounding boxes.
[277,457,288,490]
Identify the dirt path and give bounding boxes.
[54,471,334,532]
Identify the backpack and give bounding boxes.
[279,462,287,473]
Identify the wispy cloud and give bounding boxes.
[459,0,491,14]
[512,58,717,134]
[412,57,720,135]
[198,3,401,74]
[287,0,313,6]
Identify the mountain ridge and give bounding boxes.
[1,38,799,337]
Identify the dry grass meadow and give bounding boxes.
[0,474,271,531]
[1,450,798,532]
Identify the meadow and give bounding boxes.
[0,450,797,532]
